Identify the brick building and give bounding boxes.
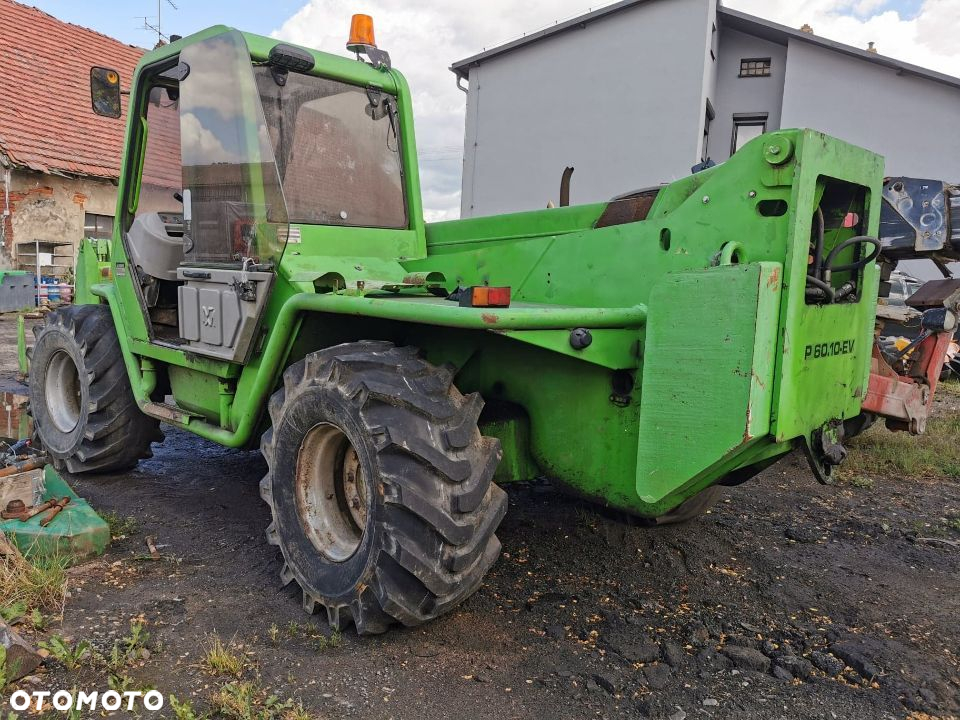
[0,0,144,272]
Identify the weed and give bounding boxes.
[104,620,151,671]
[170,695,208,720]
[108,673,136,693]
[209,680,305,720]
[203,636,245,677]
[210,680,297,720]
[0,539,68,615]
[29,608,44,630]
[0,645,18,691]
[123,620,150,657]
[848,475,875,490]
[312,629,342,652]
[267,624,280,646]
[0,601,26,623]
[946,518,960,532]
[283,703,312,720]
[39,636,92,670]
[285,620,301,637]
[100,511,138,539]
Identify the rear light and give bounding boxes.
[458,286,511,308]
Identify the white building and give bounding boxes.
[452,0,960,224]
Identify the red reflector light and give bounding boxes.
[459,286,511,308]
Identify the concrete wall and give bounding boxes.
[2,170,117,271]
[0,170,174,272]
[698,7,720,163]
[780,39,960,179]
[710,28,787,162]
[461,0,714,217]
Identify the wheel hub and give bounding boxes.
[45,350,81,433]
[295,423,369,562]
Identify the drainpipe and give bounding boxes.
[0,158,10,260]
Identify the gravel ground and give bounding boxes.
[1,313,959,719]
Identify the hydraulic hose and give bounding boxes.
[811,207,825,281]
[807,232,880,304]
[804,274,835,303]
[824,235,881,274]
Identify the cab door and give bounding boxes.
[175,30,288,363]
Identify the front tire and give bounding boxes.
[260,341,507,634]
[29,305,162,473]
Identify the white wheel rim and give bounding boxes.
[295,423,369,562]
[45,350,81,433]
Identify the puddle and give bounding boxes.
[1,392,31,441]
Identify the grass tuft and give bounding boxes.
[0,536,68,615]
[210,680,308,720]
[202,636,245,677]
[100,511,138,539]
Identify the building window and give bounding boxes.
[739,58,771,78]
[84,213,114,240]
[702,99,716,162]
[731,113,769,154]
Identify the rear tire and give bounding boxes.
[29,305,162,473]
[260,341,507,634]
[651,486,722,525]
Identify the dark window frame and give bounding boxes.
[702,99,716,162]
[83,212,114,240]
[739,57,772,78]
[730,112,769,155]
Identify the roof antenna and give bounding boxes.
[139,0,178,48]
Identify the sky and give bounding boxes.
[28,0,960,221]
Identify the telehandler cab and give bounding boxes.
[25,17,960,633]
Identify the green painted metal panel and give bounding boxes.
[636,263,782,503]
[1,466,110,564]
[769,132,884,440]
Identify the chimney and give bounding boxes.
[867,41,878,53]
[800,23,814,33]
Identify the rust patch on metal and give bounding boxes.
[766,266,780,290]
[594,190,660,229]
[481,313,499,324]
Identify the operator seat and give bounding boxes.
[126,212,185,306]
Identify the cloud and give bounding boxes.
[273,0,960,221]
[180,112,241,164]
[726,0,960,70]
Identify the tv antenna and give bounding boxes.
[139,0,178,46]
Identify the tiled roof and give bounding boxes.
[0,0,144,179]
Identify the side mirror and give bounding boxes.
[90,67,122,118]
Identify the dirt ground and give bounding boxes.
[2,312,959,719]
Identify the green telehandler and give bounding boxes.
[24,18,960,633]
